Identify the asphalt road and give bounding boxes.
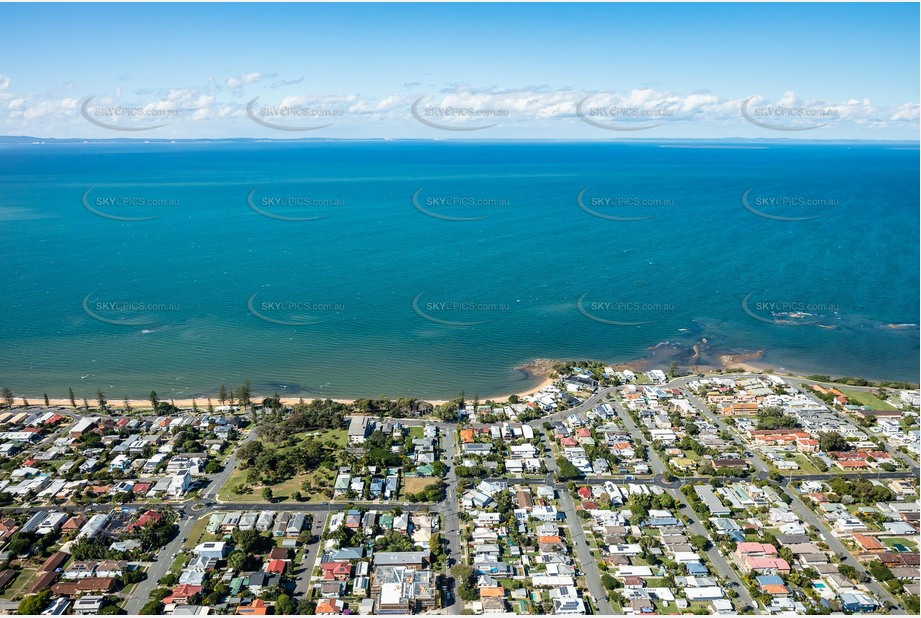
[607,393,756,612]
[205,426,257,501]
[783,483,904,613]
[539,433,614,615]
[678,382,905,613]
[8,377,916,615]
[674,495,758,612]
[440,425,463,615]
[294,509,330,598]
[124,511,199,614]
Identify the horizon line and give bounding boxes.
[3,135,919,145]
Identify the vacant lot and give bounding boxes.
[403,476,435,495]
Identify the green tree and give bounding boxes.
[756,407,798,430]
[236,441,265,467]
[68,387,76,408]
[275,593,296,615]
[262,487,274,502]
[1,386,13,409]
[231,529,262,553]
[96,388,107,411]
[818,431,849,453]
[17,589,51,614]
[237,381,253,411]
[451,564,478,602]
[149,390,159,410]
[138,601,164,615]
[868,560,895,582]
[837,564,859,582]
[555,457,582,480]
[227,550,246,570]
[689,534,710,551]
[668,360,679,378]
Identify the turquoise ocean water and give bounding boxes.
[0,140,917,400]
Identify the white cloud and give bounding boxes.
[225,72,264,89]
[0,80,915,137]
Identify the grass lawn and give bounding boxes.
[298,428,348,448]
[167,552,187,574]
[653,600,672,612]
[121,581,141,598]
[0,567,34,601]
[402,476,435,495]
[218,463,336,502]
[769,452,823,475]
[842,389,895,410]
[407,426,424,440]
[217,428,346,501]
[790,453,824,474]
[181,515,213,550]
[631,556,650,566]
[882,537,919,552]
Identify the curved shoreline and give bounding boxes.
[12,350,917,411]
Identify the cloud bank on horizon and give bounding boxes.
[2,78,917,140]
[0,3,917,140]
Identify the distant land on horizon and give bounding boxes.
[1,135,919,144]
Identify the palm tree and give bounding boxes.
[68,387,76,408]
[43,393,50,407]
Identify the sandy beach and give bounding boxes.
[16,347,892,414]
[26,375,559,412]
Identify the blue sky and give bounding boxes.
[1,2,918,139]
